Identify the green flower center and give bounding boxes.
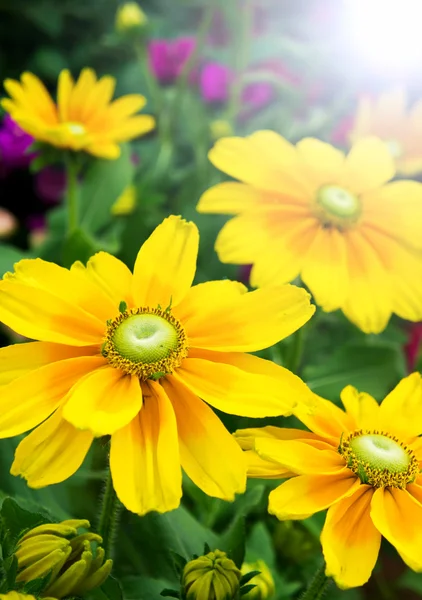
[339,430,419,489]
[316,185,361,222]
[102,307,188,380]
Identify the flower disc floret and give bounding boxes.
[102,307,188,380]
[339,429,419,488]
[315,185,361,228]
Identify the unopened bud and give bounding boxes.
[182,549,241,600]
[115,2,147,34]
[241,561,275,599]
[14,519,112,598]
[209,120,233,141]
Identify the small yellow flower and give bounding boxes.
[241,561,275,599]
[1,69,155,159]
[236,373,422,589]
[209,120,233,141]
[350,89,422,175]
[0,216,314,516]
[198,133,422,333]
[182,550,241,600]
[14,519,112,598]
[115,2,147,33]
[111,184,137,215]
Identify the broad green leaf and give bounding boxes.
[0,245,29,278]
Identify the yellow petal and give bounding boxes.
[294,394,354,444]
[107,95,146,119]
[110,381,182,515]
[174,280,247,323]
[340,386,380,430]
[322,486,380,589]
[296,138,345,187]
[132,215,199,309]
[370,487,422,571]
[243,450,292,479]
[68,68,97,122]
[177,284,314,352]
[85,142,121,159]
[378,373,422,439]
[213,213,274,265]
[111,115,155,141]
[0,356,105,438]
[197,182,262,215]
[174,350,311,418]
[78,252,134,308]
[234,425,326,449]
[162,375,246,500]
[301,226,349,311]
[21,72,58,125]
[342,137,395,194]
[63,368,143,436]
[57,69,74,122]
[268,470,360,520]
[0,341,96,386]
[11,408,93,488]
[81,75,116,124]
[342,229,392,334]
[208,132,310,198]
[255,439,345,475]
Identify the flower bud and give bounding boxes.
[241,561,275,600]
[111,184,137,215]
[209,120,233,141]
[182,549,241,600]
[115,2,147,34]
[14,519,113,598]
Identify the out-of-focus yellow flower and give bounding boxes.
[198,132,422,333]
[241,560,275,599]
[115,2,147,33]
[236,373,422,589]
[1,69,155,160]
[210,120,233,141]
[14,519,112,598]
[111,184,137,215]
[350,89,422,176]
[0,216,314,516]
[182,550,241,600]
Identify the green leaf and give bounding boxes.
[218,517,245,568]
[90,575,124,600]
[79,144,134,235]
[303,343,406,401]
[122,575,175,600]
[62,228,98,267]
[0,498,51,557]
[0,245,29,278]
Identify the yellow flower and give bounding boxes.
[0,594,37,600]
[1,69,155,159]
[111,184,137,215]
[0,216,314,515]
[14,519,112,598]
[235,373,422,589]
[115,2,147,33]
[182,550,241,600]
[241,560,275,599]
[197,133,422,333]
[350,89,422,176]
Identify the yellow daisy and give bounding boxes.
[1,69,155,159]
[350,89,422,176]
[0,216,314,516]
[197,133,422,333]
[235,374,422,588]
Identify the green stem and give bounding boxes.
[98,468,121,559]
[287,325,306,375]
[300,564,331,600]
[65,154,80,234]
[135,41,163,123]
[227,0,253,123]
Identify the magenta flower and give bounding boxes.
[0,115,34,170]
[34,166,66,204]
[405,323,422,372]
[148,37,197,84]
[199,62,233,103]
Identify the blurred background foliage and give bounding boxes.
[0,1,421,599]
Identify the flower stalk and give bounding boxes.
[98,467,121,559]
[300,563,331,600]
[64,153,80,234]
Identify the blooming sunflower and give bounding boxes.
[235,373,422,588]
[1,69,155,159]
[0,216,314,515]
[350,89,422,176]
[197,133,422,333]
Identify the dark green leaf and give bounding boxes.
[0,246,29,278]
[218,517,245,568]
[62,228,98,267]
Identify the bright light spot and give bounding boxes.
[344,0,422,76]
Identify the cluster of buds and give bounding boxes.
[13,519,112,599]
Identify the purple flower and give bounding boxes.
[0,115,34,170]
[199,62,233,104]
[34,166,66,204]
[148,37,197,84]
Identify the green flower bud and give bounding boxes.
[0,593,37,600]
[14,519,112,599]
[115,2,147,33]
[182,550,241,600]
[241,561,275,600]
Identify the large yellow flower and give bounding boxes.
[1,69,155,159]
[197,133,422,333]
[350,89,422,176]
[0,216,314,515]
[236,374,422,588]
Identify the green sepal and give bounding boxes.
[160,589,180,598]
[240,583,257,596]
[239,570,261,586]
